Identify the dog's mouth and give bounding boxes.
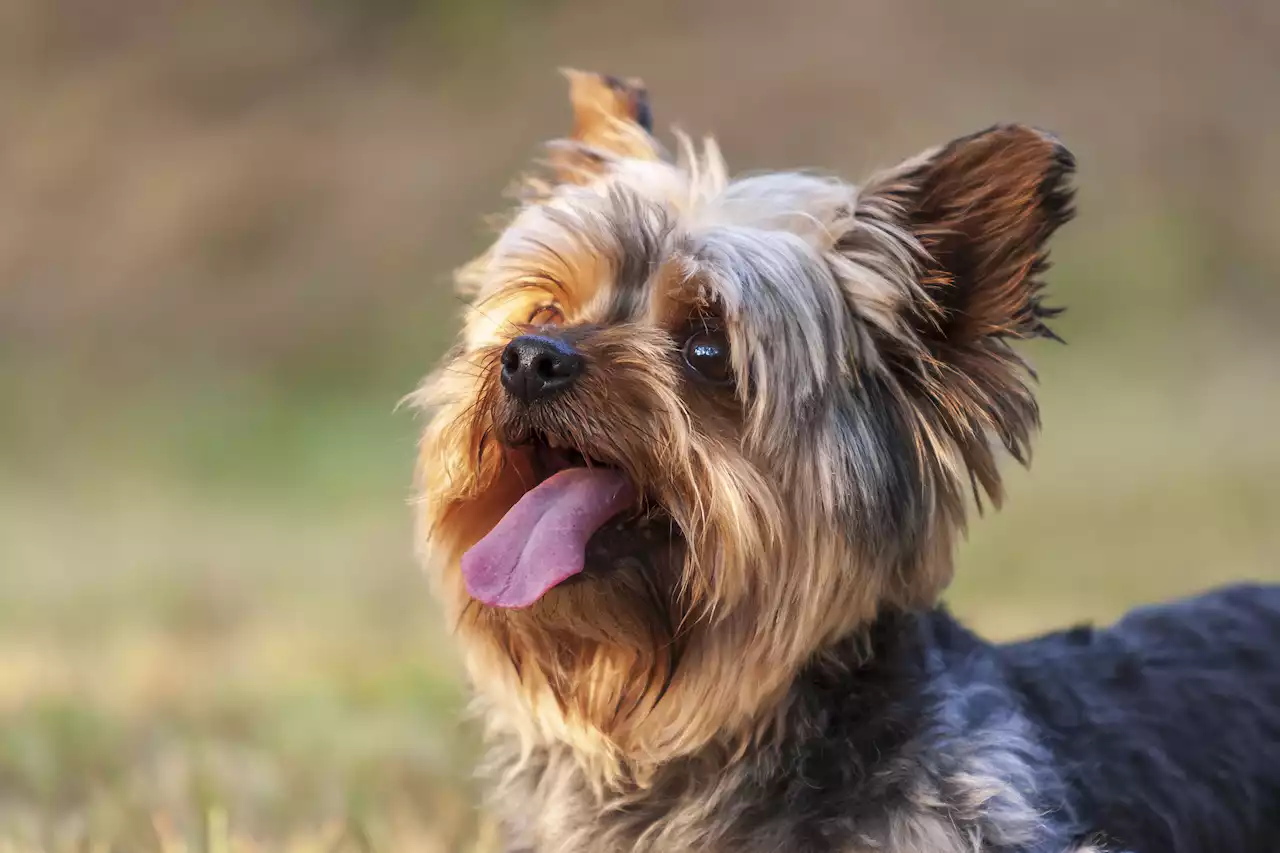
[460,432,676,609]
[524,434,607,484]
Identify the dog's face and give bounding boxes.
[414,71,1073,776]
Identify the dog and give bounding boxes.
[411,70,1280,853]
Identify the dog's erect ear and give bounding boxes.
[871,124,1074,350]
[565,69,653,143]
[856,125,1075,503]
[461,71,663,295]
[547,70,662,184]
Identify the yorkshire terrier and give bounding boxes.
[411,71,1280,853]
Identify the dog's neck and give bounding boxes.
[482,608,1073,853]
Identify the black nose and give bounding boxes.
[500,335,584,403]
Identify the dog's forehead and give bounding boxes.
[472,167,859,337]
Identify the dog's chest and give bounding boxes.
[503,801,1039,853]
[492,745,1058,853]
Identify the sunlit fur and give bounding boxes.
[411,72,1280,853]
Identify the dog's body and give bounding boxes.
[412,72,1280,852]
[491,585,1280,853]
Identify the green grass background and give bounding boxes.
[2,1,1279,849]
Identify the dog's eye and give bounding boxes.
[682,327,733,385]
[528,304,563,326]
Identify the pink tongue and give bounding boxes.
[461,467,635,608]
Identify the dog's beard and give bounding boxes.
[416,333,891,774]
[453,435,690,760]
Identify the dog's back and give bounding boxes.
[999,583,1280,852]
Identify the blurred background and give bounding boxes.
[2,0,1278,849]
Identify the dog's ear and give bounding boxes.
[855,125,1075,504]
[461,71,663,295]
[564,69,654,148]
[547,70,662,184]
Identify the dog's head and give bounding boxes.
[413,71,1073,779]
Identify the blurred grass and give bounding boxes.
[0,346,485,847]
[2,0,1279,849]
